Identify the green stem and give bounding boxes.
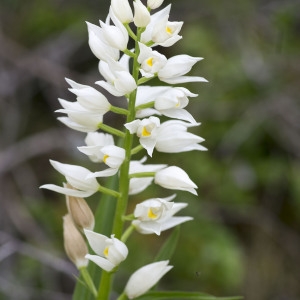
[98,185,121,198]
[96,271,112,300]
[129,172,156,179]
[121,224,135,243]
[79,266,97,298]
[98,123,126,138]
[123,48,136,58]
[135,101,155,111]
[124,23,137,40]
[137,76,155,85]
[110,105,129,115]
[131,144,144,156]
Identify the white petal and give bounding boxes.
[95,80,124,97]
[125,261,172,299]
[160,216,193,232]
[160,76,208,84]
[58,117,97,132]
[40,184,95,198]
[87,168,119,178]
[85,254,115,272]
[84,229,107,256]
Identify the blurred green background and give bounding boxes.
[1,0,300,299]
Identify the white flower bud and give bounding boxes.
[111,0,133,23]
[147,0,164,9]
[125,260,173,299]
[155,166,198,195]
[133,0,151,27]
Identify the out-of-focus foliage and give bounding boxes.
[0,0,299,300]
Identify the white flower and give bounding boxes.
[135,86,198,123]
[135,85,170,107]
[137,43,167,78]
[111,0,133,24]
[147,0,164,10]
[153,87,198,123]
[56,99,103,132]
[133,0,151,28]
[156,120,207,153]
[125,116,160,156]
[132,194,193,235]
[129,157,166,195]
[40,160,100,198]
[158,54,208,84]
[100,8,129,51]
[141,5,183,47]
[65,78,111,113]
[77,132,125,177]
[86,21,119,61]
[84,229,128,272]
[155,166,198,195]
[125,260,173,299]
[79,145,125,169]
[80,132,115,162]
[97,58,137,97]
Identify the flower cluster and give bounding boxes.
[41,0,207,299]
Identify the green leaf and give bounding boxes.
[154,226,180,262]
[72,175,118,300]
[135,291,243,300]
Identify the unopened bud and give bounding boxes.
[63,214,89,269]
[64,183,95,231]
[147,0,164,10]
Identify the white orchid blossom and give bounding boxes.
[141,5,182,47]
[158,54,208,84]
[138,42,167,78]
[80,132,115,162]
[77,132,125,177]
[154,87,198,122]
[99,8,129,51]
[135,86,198,123]
[65,78,111,113]
[155,166,198,195]
[86,21,120,61]
[97,58,137,97]
[132,194,193,235]
[125,260,173,299]
[129,157,166,195]
[79,145,125,169]
[84,229,128,272]
[147,0,164,10]
[40,160,100,198]
[156,120,207,153]
[111,0,133,24]
[56,99,103,132]
[133,0,151,28]
[125,116,160,156]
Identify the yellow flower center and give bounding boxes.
[142,126,151,137]
[103,247,109,257]
[147,208,158,219]
[166,26,173,34]
[103,154,109,163]
[146,57,153,67]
